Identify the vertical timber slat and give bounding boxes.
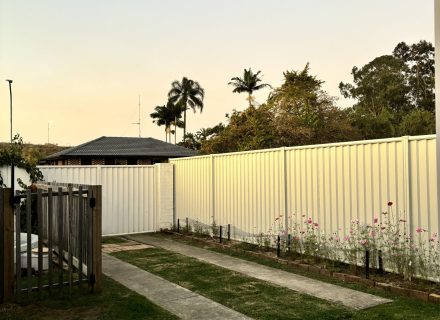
[68,186,73,293]
[58,187,64,290]
[15,191,21,302]
[26,190,32,298]
[48,188,53,291]
[78,186,84,287]
[37,189,43,293]
[87,189,92,283]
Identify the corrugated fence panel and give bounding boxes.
[173,156,212,225]
[38,165,157,235]
[213,149,283,237]
[172,135,438,242]
[408,137,439,240]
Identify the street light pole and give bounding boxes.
[6,80,13,142]
[5,79,14,191]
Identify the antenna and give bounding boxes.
[131,95,141,137]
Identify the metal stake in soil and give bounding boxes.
[177,219,180,233]
[227,224,231,241]
[365,250,370,279]
[186,217,189,233]
[277,235,281,257]
[219,226,222,243]
[378,250,384,274]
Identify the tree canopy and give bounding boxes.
[339,40,435,138]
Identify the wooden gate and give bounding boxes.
[0,184,101,303]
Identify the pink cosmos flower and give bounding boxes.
[335,236,340,242]
[373,218,378,224]
[359,239,368,245]
[314,222,319,227]
[307,218,313,224]
[416,227,424,233]
[344,235,350,241]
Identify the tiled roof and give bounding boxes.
[45,136,197,159]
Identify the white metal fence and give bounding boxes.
[171,135,439,241]
[38,164,173,236]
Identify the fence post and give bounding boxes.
[219,225,222,243]
[281,147,289,242]
[91,185,102,292]
[402,136,412,235]
[210,155,215,228]
[0,188,13,303]
[227,224,231,241]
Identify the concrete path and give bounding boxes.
[103,254,252,320]
[128,234,392,310]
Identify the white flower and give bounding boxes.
[408,260,412,266]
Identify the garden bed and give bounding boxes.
[161,230,440,304]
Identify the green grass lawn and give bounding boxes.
[113,238,440,320]
[0,275,177,320]
[102,236,130,245]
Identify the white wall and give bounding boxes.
[0,166,32,192]
[171,135,439,241]
[38,164,174,235]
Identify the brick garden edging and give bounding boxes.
[162,231,440,304]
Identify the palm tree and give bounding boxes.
[150,101,183,143]
[168,77,205,138]
[228,68,272,108]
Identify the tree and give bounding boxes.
[200,106,277,154]
[168,77,205,138]
[339,55,411,117]
[398,109,435,136]
[269,64,359,145]
[202,64,359,154]
[393,40,435,112]
[339,40,435,139]
[150,101,183,143]
[228,68,272,108]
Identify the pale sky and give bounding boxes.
[0,0,435,146]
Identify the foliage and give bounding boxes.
[340,40,435,139]
[201,64,359,154]
[393,40,435,112]
[268,64,360,146]
[168,77,205,138]
[398,109,435,136]
[228,68,272,108]
[0,135,44,187]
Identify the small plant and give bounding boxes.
[211,220,219,237]
[193,220,209,237]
